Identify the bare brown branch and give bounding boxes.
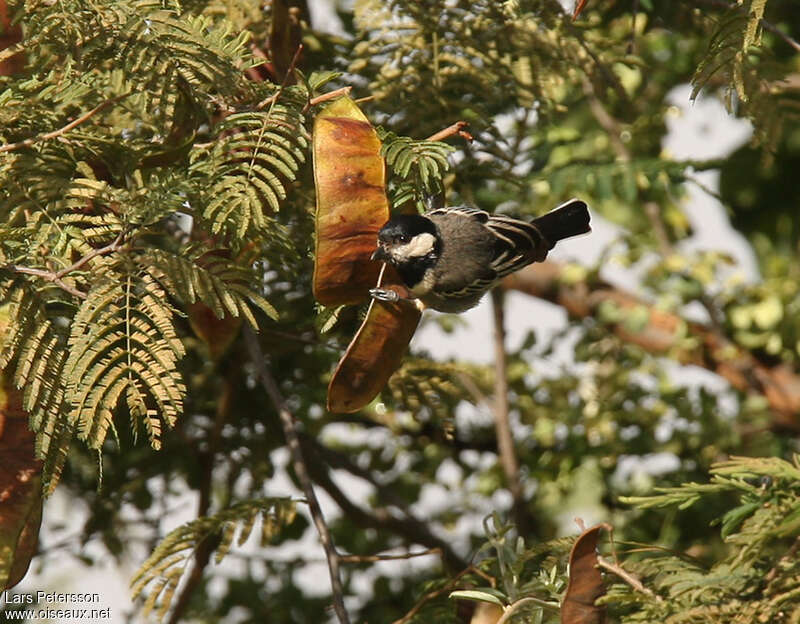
[426,121,473,143]
[5,232,126,299]
[300,435,468,571]
[6,266,87,299]
[256,44,304,110]
[339,548,441,564]
[243,326,350,624]
[491,289,531,535]
[583,78,630,162]
[166,373,233,624]
[306,86,353,111]
[597,556,661,600]
[503,262,800,429]
[0,96,125,154]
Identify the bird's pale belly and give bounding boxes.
[418,289,491,313]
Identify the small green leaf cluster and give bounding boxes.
[131,497,296,619]
[378,128,455,211]
[606,456,800,622]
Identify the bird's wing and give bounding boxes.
[425,206,548,292]
[427,205,490,222]
[435,273,498,299]
[484,214,547,278]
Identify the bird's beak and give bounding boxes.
[371,246,388,262]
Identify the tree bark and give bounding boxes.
[503,262,800,430]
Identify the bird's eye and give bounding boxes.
[395,234,408,243]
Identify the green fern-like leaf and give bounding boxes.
[143,247,278,325]
[130,498,296,620]
[378,129,454,210]
[197,98,309,241]
[63,273,186,450]
[0,285,73,492]
[108,3,252,122]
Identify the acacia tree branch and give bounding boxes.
[6,266,88,299]
[583,77,630,162]
[305,86,353,112]
[490,289,531,535]
[243,326,350,624]
[503,262,800,429]
[58,231,125,277]
[339,548,441,564]
[426,121,473,143]
[596,556,660,600]
[5,231,126,299]
[0,96,126,154]
[584,75,732,336]
[300,435,468,571]
[256,44,304,110]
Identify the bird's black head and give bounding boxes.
[378,214,437,244]
[372,214,440,284]
[373,214,440,262]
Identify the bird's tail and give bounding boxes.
[532,199,591,248]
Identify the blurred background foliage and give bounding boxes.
[1,0,800,622]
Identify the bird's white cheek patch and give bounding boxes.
[392,232,436,260]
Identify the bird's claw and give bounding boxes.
[369,288,400,303]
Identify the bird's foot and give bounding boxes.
[369,288,400,303]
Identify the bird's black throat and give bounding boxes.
[393,252,437,289]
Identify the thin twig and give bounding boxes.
[564,18,631,109]
[0,96,125,153]
[261,328,339,351]
[490,289,530,535]
[5,232,126,299]
[644,201,673,256]
[339,548,441,564]
[58,231,125,277]
[496,596,560,624]
[425,121,473,143]
[455,371,491,407]
[302,434,468,571]
[256,44,304,110]
[243,326,350,624]
[0,41,24,65]
[629,0,640,54]
[596,556,661,600]
[305,86,353,112]
[585,73,730,336]
[7,266,87,299]
[572,0,588,20]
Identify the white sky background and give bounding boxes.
[3,5,758,624]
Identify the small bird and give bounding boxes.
[370,199,590,313]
